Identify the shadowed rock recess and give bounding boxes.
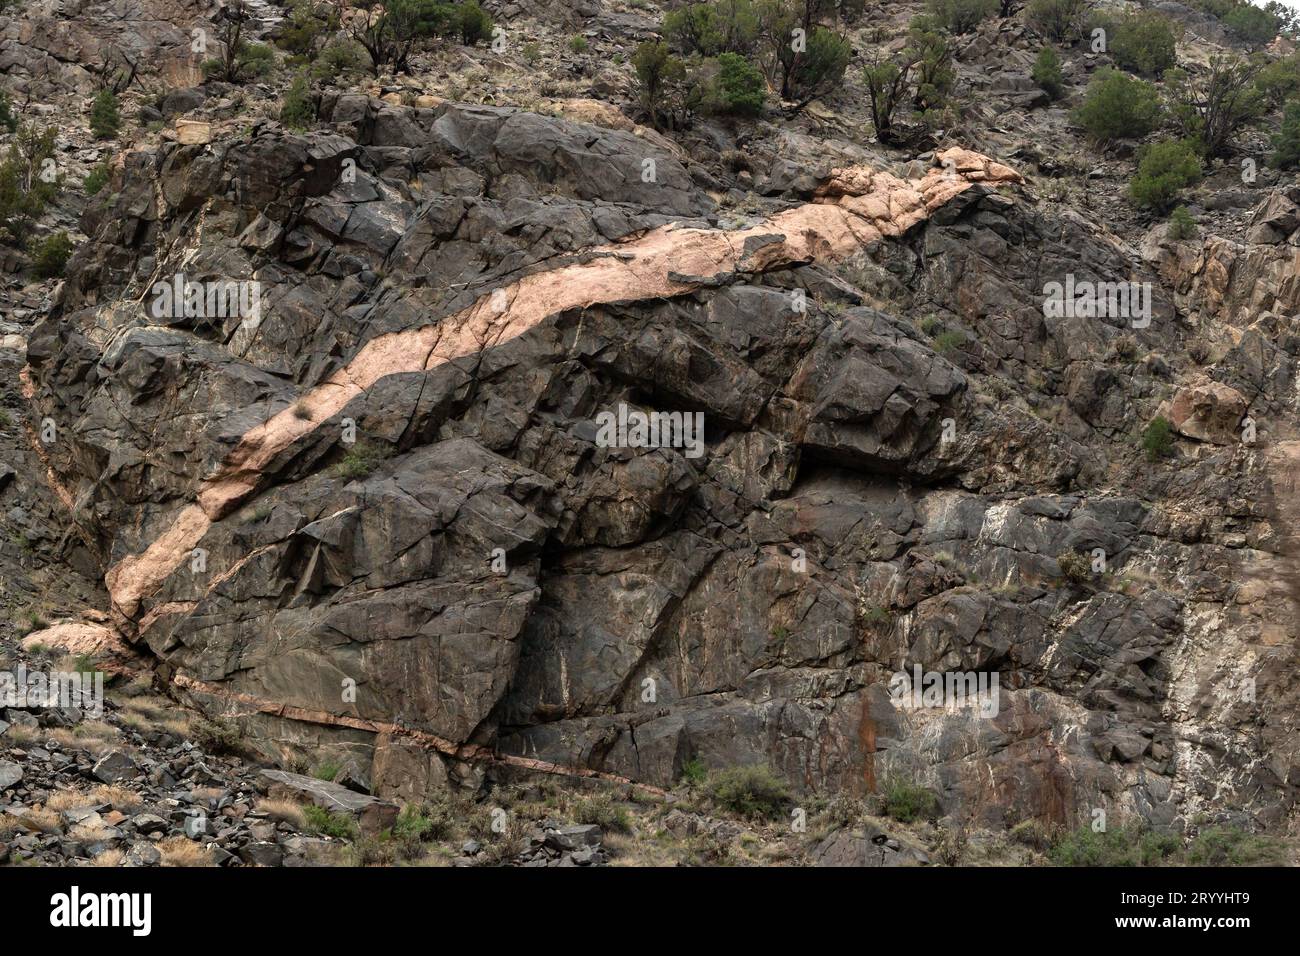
[6,0,1300,868]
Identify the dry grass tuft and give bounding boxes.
[16,806,64,834]
[46,789,95,811]
[87,784,145,813]
[257,798,306,829]
[158,837,214,867]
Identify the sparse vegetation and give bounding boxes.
[258,798,308,828]
[927,0,997,35]
[574,793,633,833]
[1050,824,1182,866]
[1168,204,1197,240]
[1183,825,1289,865]
[933,329,965,354]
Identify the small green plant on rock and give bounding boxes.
[1032,45,1063,100]
[90,89,120,140]
[31,231,73,279]
[1142,415,1175,460]
[1168,205,1197,240]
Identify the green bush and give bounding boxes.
[311,39,365,80]
[1272,98,1300,169]
[927,0,997,35]
[1168,205,1197,240]
[707,764,791,820]
[313,760,342,781]
[568,35,588,53]
[90,89,120,140]
[1057,549,1093,584]
[1223,4,1279,44]
[1142,416,1175,460]
[882,779,941,823]
[863,56,911,144]
[1110,11,1178,77]
[1256,54,1300,106]
[664,0,759,57]
[332,442,383,480]
[1050,824,1181,866]
[1129,138,1202,210]
[1074,69,1161,141]
[83,162,110,196]
[276,0,336,58]
[573,793,633,833]
[190,716,240,754]
[454,0,493,45]
[391,801,453,843]
[280,72,315,129]
[787,26,851,101]
[30,230,73,278]
[703,52,766,116]
[203,37,276,83]
[1026,0,1090,41]
[932,330,965,354]
[239,41,277,76]
[1032,45,1063,100]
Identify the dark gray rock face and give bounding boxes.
[23,97,1299,839]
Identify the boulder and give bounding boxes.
[1167,380,1249,445]
[91,750,140,783]
[811,823,931,867]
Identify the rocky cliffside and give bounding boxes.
[3,0,1299,865]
